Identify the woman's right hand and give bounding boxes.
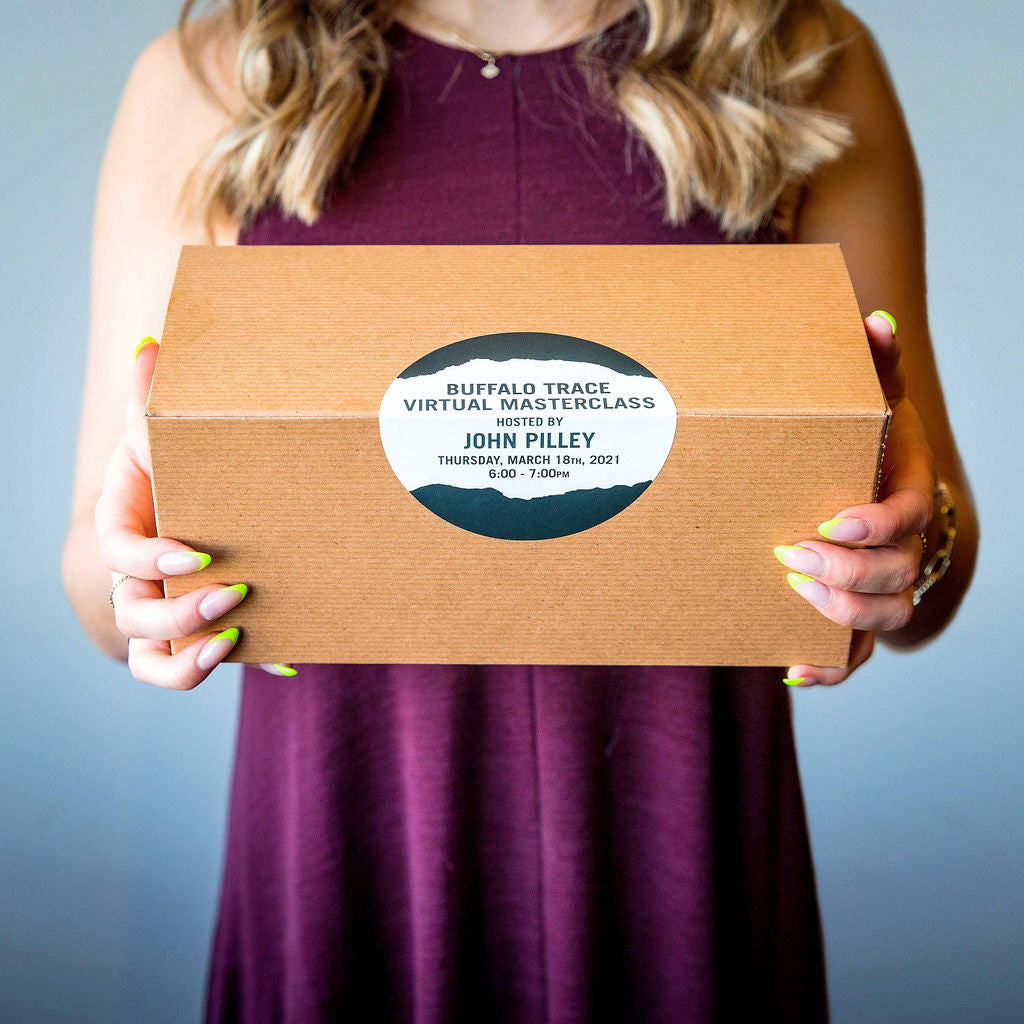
[94,338,295,688]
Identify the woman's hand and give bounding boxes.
[94,339,296,688]
[774,312,938,687]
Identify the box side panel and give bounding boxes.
[150,414,883,667]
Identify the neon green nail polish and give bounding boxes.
[192,552,212,570]
[215,627,239,645]
[783,677,805,686]
[817,517,842,539]
[224,583,248,599]
[273,664,298,676]
[133,336,158,360]
[869,309,897,337]
[787,572,814,592]
[773,544,800,566]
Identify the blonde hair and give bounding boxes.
[177,0,855,240]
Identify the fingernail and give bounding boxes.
[783,677,806,686]
[198,583,248,621]
[262,663,298,677]
[869,309,897,337]
[197,627,239,670]
[157,550,212,574]
[787,572,831,608]
[773,544,825,576]
[133,336,158,360]
[817,517,869,542]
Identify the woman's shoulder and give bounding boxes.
[764,2,887,239]
[127,12,242,121]
[109,12,242,241]
[807,1,910,165]
[822,0,873,44]
[766,0,907,181]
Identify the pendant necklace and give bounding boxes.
[400,4,506,77]
[398,4,597,80]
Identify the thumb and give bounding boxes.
[865,310,905,408]
[128,336,160,420]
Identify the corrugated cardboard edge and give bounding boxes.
[842,401,893,667]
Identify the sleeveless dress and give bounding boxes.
[205,14,828,1023]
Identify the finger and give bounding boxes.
[123,339,161,473]
[818,485,932,550]
[773,534,921,595]
[817,407,936,547]
[786,571,915,632]
[128,337,160,422]
[127,627,239,691]
[864,311,905,407]
[113,578,248,640]
[95,439,212,579]
[785,630,875,687]
[259,663,298,676]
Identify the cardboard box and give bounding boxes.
[148,243,888,667]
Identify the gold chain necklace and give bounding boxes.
[398,4,596,79]
[401,4,503,77]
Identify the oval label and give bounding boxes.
[379,332,677,540]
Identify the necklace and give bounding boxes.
[399,4,505,77]
[398,4,596,79]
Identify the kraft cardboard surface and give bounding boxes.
[148,243,889,667]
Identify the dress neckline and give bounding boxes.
[385,4,642,61]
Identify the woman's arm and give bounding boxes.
[789,3,979,651]
[61,17,238,659]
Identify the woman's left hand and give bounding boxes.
[775,311,938,687]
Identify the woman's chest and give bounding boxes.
[242,41,747,247]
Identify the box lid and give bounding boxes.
[148,244,886,419]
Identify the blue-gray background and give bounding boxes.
[2,2,1020,1020]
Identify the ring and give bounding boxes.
[108,574,134,609]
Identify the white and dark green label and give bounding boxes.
[379,332,677,540]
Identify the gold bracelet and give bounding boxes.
[912,481,957,606]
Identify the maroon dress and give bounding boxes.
[205,14,828,1023]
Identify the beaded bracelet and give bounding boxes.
[912,481,957,607]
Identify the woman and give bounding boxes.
[62,0,978,1020]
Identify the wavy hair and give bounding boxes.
[176,0,856,240]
